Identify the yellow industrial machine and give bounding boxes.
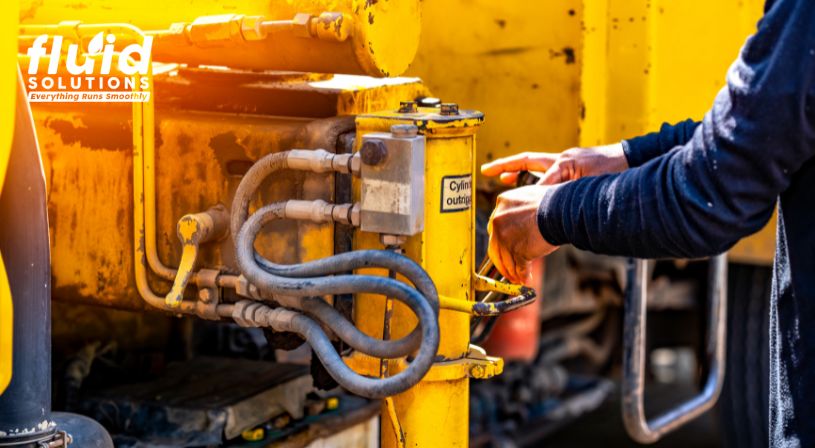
[2,0,531,446]
[0,0,776,447]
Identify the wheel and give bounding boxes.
[719,262,772,448]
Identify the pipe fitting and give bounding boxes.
[283,200,359,225]
[286,149,360,175]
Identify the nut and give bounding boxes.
[440,103,460,116]
[398,101,418,113]
[360,139,388,166]
[292,13,313,38]
[240,15,267,41]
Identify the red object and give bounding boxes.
[481,258,543,362]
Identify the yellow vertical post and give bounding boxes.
[0,0,18,395]
[353,106,484,447]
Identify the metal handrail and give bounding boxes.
[622,255,727,444]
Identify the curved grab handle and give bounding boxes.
[622,255,727,444]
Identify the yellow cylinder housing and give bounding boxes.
[19,0,421,77]
[353,106,484,448]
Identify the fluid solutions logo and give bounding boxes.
[25,32,153,103]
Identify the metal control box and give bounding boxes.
[359,129,425,236]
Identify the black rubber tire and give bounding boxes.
[719,262,772,448]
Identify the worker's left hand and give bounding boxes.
[487,184,558,284]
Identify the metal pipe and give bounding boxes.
[621,255,727,444]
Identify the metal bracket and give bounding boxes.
[464,344,503,379]
[622,255,727,444]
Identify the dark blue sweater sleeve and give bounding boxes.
[622,119,700,167]
[537,0,815,259]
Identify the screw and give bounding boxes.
[360,139,388,166]
[440,103,459,116]
[390,124,418,138]
[398,101,418,113]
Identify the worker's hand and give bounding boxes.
[480,143,628,185]
[487,185,558,284]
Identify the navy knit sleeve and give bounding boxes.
[536,0,815,258]
[622,119,700,167]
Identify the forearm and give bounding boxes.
[622,119,700,168]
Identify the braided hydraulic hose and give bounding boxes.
[234,203,440,397]
[229,150,442,398]
[231,150,438,355]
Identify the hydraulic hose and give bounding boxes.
[231,152,440,355]
[236,203,436,357]
[233,301,433,399]
[230,150,442,398]
[234,204,440,396]
[300,296,418,358]
[229,152,289,241]
[256,250,439,356]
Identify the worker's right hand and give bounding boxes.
[480,143,629,185]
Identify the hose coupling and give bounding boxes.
[284,200,359,226]
[232,300,299,332]
[287,149,360,175]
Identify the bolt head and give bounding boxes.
[360,139,388,166]
[440,103,460,116]
[398,101,418,113]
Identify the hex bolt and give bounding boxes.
[390,124,419,138]
[440,103,460,116]
[398,100,418,113]
[360,139,388,166]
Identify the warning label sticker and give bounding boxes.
[441,174,472,213]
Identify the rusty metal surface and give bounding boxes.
[35,74,426,310]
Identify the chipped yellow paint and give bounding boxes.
[30,73,424,309]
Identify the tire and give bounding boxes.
[719,262,772,448]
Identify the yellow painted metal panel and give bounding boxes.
[408,0,583,191]
[579,0,771,264]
